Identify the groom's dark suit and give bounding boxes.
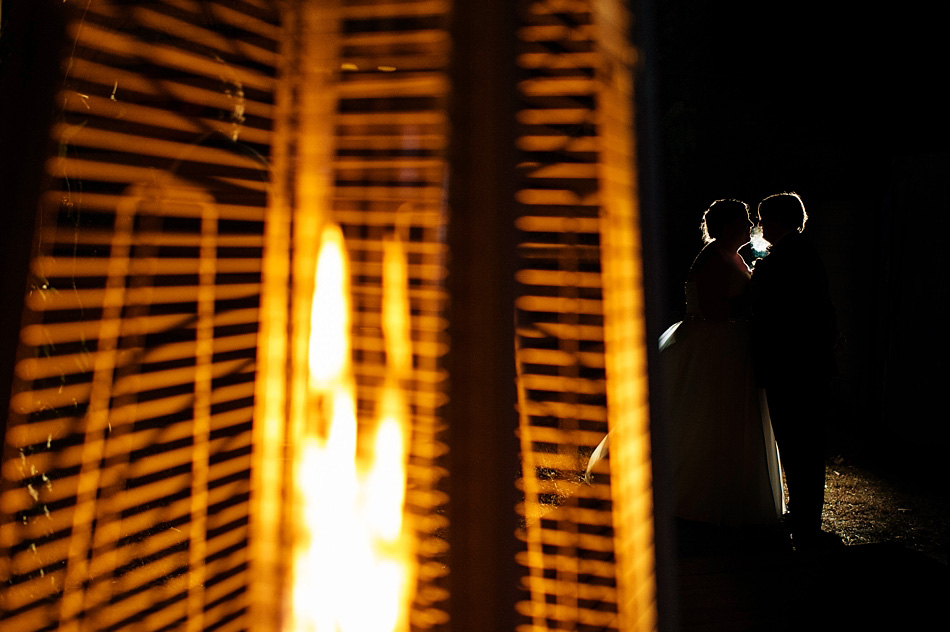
[751,231,836,541]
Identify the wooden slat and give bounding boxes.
[67,21,276,93]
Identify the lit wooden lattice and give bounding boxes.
[0,1,281,629]
[0,1,655,631]
[514,2,655,631]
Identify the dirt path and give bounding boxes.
[822,456,947,564]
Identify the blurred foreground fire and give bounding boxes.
[290,224,415,632]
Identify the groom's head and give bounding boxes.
[757,192,807,244]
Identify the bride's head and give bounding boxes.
[701,199,752,247]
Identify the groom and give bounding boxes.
[751,192,837,548]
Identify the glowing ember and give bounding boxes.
[291,224,415,632]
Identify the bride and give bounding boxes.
[588,199,784,527]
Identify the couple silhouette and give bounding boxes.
[589,192,837,549]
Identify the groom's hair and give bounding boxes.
[701,198,749,244]
[758,192,807,232]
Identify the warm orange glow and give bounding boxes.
[383,235,412,376]
[291,224,414,632]
[308,225,352,389]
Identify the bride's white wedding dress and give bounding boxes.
[661,247,784,526]
[586,244,784,527]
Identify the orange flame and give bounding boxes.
[308,226,351,390]
[291,224,414,632]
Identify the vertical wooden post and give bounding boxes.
[445,1,521,631]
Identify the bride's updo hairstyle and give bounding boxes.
[757,191,808,233]
[701,198,750,244]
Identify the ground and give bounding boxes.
[821,455,947,565]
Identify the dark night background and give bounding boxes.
[642,0,948,483]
